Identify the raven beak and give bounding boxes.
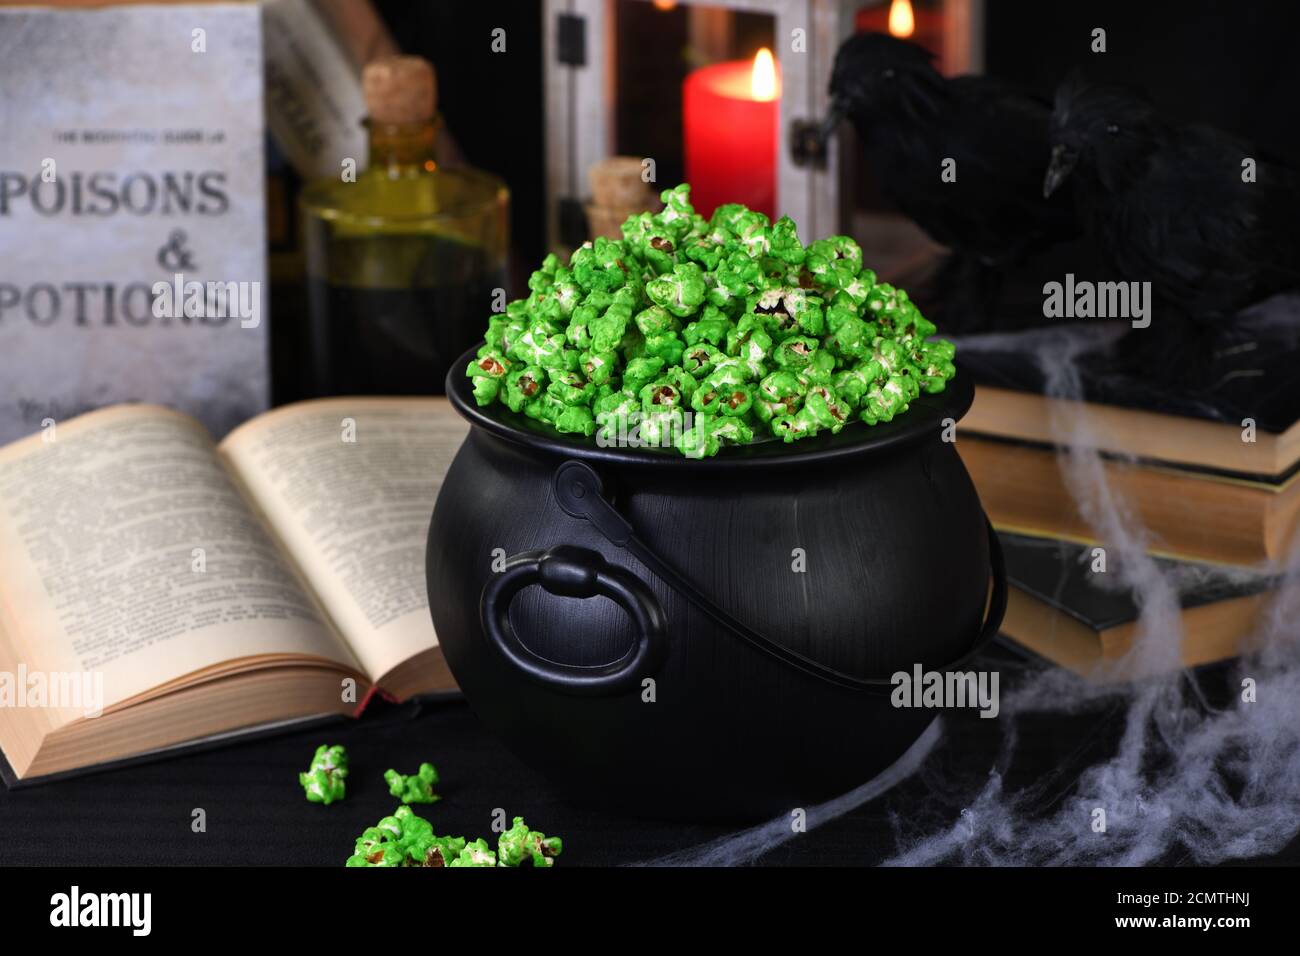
[817,99,846,144]
[1043,144,1077,198]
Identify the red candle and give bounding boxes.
[682,49,779,221]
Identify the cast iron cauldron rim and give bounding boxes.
[446,344,974,470]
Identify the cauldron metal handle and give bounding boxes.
[552,459,1007,695]
[480,545,668,696]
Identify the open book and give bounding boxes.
[0,398,467,782]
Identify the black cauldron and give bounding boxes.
[427,346,1005,822]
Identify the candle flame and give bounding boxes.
[651,0,676,10]
[887,0,915,38]
[751,47,778,101]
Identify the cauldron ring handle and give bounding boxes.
[480,545,669,696]
[552,459,1007,695]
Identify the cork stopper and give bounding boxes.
[589,156,654,208]
[363,56,436,124]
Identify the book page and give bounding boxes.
[218,398,468,682]
[0,406,356,715]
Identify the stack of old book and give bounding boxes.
[954,316,1299,678]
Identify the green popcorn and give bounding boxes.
[348,805,469,867]
[299,744,347,806]
[806,235,863,273]
[800,349,837,388]
[643,234,678,275]
[449,838,498,868]
[622,355,665,394]
[684,237,725,271]
[833,362,876,409]
[554,405,596,436]
[384,763,440,805]
[885,299,935,343]
[512,322,568,368]
[547,369,595,406]
[549,275,582,317]
[682,342,723,378]
[715,250,762,296]
[863,283,904,324]
[703,357,748,390]
[347,826,405,867]
[639,379,686,412]
[730,326,772,380]
[826,314,875,361]
[594,388,638,444]
[692,382,753,418]
[804,386,851,432]
[869,337,911,377]
[504,366,546,413]
[497,816,563,868]
[682,309,732,347]
[634,305,679,338]
[397,807,466,868]
[523,392,567,425]
[755,370,805,423]
[466,350,511,406]
[709,414,754,445]
[643,332,685,366]
[565,304,596,350]
[747,289,797,340]
[771,411,818,443]
[637,407,686,448]
[590,308,631,354]
[860,375,912,425]
[768,215,805,265]
[466,183,954,456]
[646,262,707,318]
[570,238,629,292]
[823,302,857,334]
[839,269,875,307]
[730,210,771,258]
[594,386,637,419]
[482,320,508,353]
[658,182,696,228]
[772,336,820,371]
[675,414,721,460]
[910,338,957,393]
[784,288,825,336]
[709,201,749,234]
[526,253,560,294]
[580,349,617,386]
[471,376,500,405]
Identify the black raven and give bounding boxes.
[823,32,1079,288]
[1044,75,1300,332]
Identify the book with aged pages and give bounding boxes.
[954,306,1300,566]
[997,533,1276,678]
[0,397,467,783]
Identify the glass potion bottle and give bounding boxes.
[300,55,508,395]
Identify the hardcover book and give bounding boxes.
[0,2,268,444]
[997,533,1275,677]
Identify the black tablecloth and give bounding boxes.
[2,644,1296,866]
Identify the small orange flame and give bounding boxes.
[751,47,778,101]
[887,0,915,38]
[651,0,676,10]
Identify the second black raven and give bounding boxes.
[823,32,1079,276]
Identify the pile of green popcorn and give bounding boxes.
[298,745,563,867]
[346,808,562,868]
[466,183,956,458]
